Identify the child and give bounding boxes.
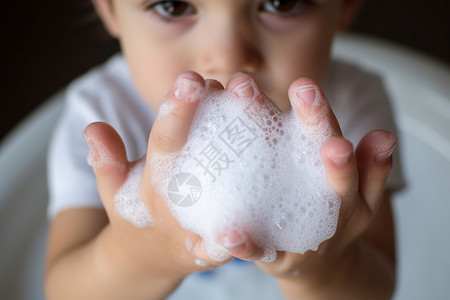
[45,0,404,299]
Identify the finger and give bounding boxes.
[189,227,265,267]
[191,238,232,269]
[216,229,264,261]
[226,72,263,103]
[226,72,283,142]
[339,130,397,245]
[83,122,129,212]
[356,130,397,212]
[320,137,359,220]
[288,78,342,136]
[149,71,205,154]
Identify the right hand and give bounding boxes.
[84,72,265,282]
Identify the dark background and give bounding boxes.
[1,0,450,141]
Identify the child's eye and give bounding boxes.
[260,0,310,15]
[147,1,196,19]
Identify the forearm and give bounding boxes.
[45,226,183,300]
[277,240,395,300]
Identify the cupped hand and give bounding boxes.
[83,72,266,281]
[253,77,397,278]
[84,71,396,282]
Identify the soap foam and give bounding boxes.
[151,89,340,262]
[157,97,175,120]
[194,258,211,267]
[115,159,153,228]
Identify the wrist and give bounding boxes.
[94,225,185,299]
[276,247,353,299]
[276,239,395,300]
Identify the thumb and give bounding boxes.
[356,130,397,212]
[83,122,129,213]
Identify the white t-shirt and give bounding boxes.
[47,54,404,218]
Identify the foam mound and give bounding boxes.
[115,159,153,228]
[150,88,340,262]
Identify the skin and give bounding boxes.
[95,0,359,111]
[45,1,397,299]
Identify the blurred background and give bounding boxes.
[1,0,450,140]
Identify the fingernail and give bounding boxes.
[375,147,395,162]
[82,131,125,170]
[219,230,246,252]
[329,150,352,167]
[232,80,257,100]
[174,76,201,102]
[375,135,398,162]
[295,84,319,107]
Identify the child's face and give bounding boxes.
[99,0,358,111]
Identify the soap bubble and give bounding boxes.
[150,89,340,262]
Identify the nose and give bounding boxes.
[196,15,263,81]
